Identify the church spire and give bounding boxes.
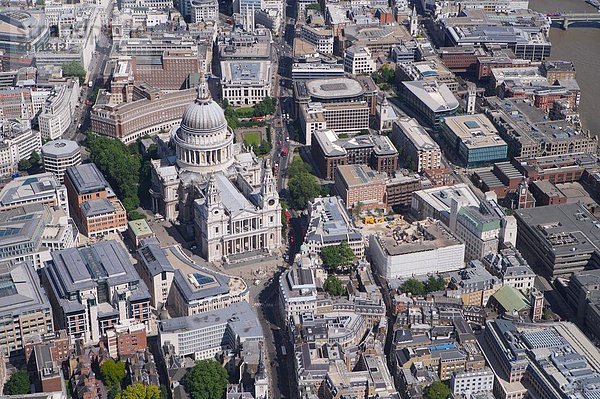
[206,173,219,206]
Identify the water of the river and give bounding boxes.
[528,0,600,134]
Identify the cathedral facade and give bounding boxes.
[150,79,282,262]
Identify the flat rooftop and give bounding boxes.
[305,77,364,100]
[0,173,61,207]
[443,114,507,149]
[375,219,463,256]
[336,164,386,187]
[514,203,600,256]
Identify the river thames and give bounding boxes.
[529,0,600,135]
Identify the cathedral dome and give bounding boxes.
[174,77,235,173]
[180,83,227,132]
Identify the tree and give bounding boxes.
[287,158,320,209]
[116,383,160,399]
[306,2,322,12]
[424,276,446,293]
[86,133,142,213]
[18,158,31,171]
[100,359,126,388]
[323,275,346,296]
[400,278,426,296]
[62,61,86,85]
[4,371,30,395]
[320,242,356,272]
[424,381,451,399]
[257,140,272,155]
[160,385,169,399]
[183,360,228,399]
[29,151,41,165]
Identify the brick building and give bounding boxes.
[64,163,127,238]
[334,164,387,209]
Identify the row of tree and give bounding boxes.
[287,158,323,210]
[86,133,142,217]
[400,276,447,296]
[222,97,277,129]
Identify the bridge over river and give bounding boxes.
[547,12,600,29]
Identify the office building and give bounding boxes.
[162,246,250,317]
[412,184,508,261]
[190,0,218,23]
[482,319,600,399]
[559,269,600,341]
[91,87,197,144]
[441,114,508,167]
[131,50,201,91]
[0,260,53,356]
[0,10,49,54]
[311,129,398,179]
[334,164,387,209]
[158,301,263,360]
[486,97,597,158]
[391,118,441,172]
[42,240,151,344]
[37,79,80,140]
[291,62,345,80]
[514,203,600,277]
[0,173,68,215]
[344,45,376,75]
[482,245,535,292]
[41,140,82,184]
[64,163,127,238]
[385,174,423,208]
[220,60,272,106]
[448,262,501,306]
[451,369,495,397]
[299,25,334,55]
[370,219,465,279]
[278,267,318,322]
[401,81,459,127]
[303,196,364,259]
[136,238,175,309]
[0,119,41,177]
[300,102,370,145]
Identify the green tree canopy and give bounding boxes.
[183,360,228,399]
[86,133,142,212]
[62,61,86,85]
[320,242,356,272]
[424,276,446,292]
[323,275,346,296]
[29,151,41,165]
[287,158,320,210]
[100,359,126,388]
[18,158,31,171]
[424,381,451,399]
[400,278,426,296]
[4,371,30,395]
[115,383,160,399]
[253,97,277,116]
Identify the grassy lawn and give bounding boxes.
[243,131,261,147]
[237,107,255,118]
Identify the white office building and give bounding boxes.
[190,0,218,23]
[344,45,376,75]
[38,79,80,140]
[220,60,272,106]
[158,301,263,360]
[300,25,334,55]
[369,219,465,279]
[41,139,82,183]
[451,369,495,397]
